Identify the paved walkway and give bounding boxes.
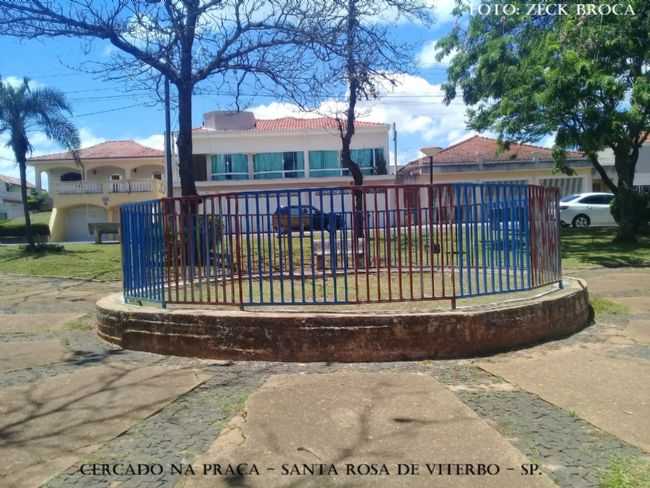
[0,270,647,488]
[181,372,556,488]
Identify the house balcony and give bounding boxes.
[54,178,164,195]
[51,178,165,210]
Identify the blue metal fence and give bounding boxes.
[121,199,166,305]
[119,183,561,308]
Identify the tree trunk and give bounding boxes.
[176,82,198,197]
[613,185,640,243]
[612,149,642,243]
[340,73,365,237]
[341,143,365,239]
[17,156,35,249]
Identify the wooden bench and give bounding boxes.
[88,222,120,244]
[313,237,365,270]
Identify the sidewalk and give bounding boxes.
[0,270,648,488]
[181,372,557,488]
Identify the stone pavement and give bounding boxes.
[180,372,557,488]
[480,345,650,452]
[0,270,648,488]
[1,362,210,488]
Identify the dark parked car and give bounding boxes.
[272,205,344,234]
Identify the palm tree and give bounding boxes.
[0,77,79,249]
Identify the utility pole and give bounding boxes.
[429,155,434,185]
[392,122,397,174]
[164,76,173,198]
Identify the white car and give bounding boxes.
[559,192,616,228]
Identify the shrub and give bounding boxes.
[27,190,50,211]
[0,222,50,238]
[19,243,64,253]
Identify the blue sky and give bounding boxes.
[0,0,481,186]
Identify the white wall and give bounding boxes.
[132,164,163,179]
[0,183,25,219]
[183,127,390,187]
[636,145,650,186]
[86,166,127,182]
[598,143,650,186]
[192,129,389,155]
[0,199,24,220]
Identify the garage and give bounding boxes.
[62,205,108,242]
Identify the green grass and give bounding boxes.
[600,457,650,488]
[0,226,647,282]
[0,243,121,280]
[61,314,95,331]
[561,227,650,270]
[1,211,51,226]
[590,297,630,317]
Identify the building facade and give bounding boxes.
[28,113,392,241]
[166,111,393,224]
[398,136,592,196]
[28,141,164,241]
[0,175,32,221]
[175,111,392,193]
[595,135,650,192]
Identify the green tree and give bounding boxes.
[438,0,650,242]
[27,189,50,212]
[0,78,79,249]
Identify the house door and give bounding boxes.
[63,206,108,241]
[109,173,122,192]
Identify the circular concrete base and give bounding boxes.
[96,278,591,362]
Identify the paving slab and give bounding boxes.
[0,313,87,334]
[0,275,117,315]
[570,269,650,297]
[0,362,210,488]
[0,340,71,372]
[180,372,557,488]
[480,346,650,453]
[624,319,650,344]
[614,296,650,314]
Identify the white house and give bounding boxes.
[0,175,31,220]
[398,135,593,196]
[175,111,391,189]
[28,140,164,241]
[166,111,393,224]
[596,135,650,192]
[26,113,391,240]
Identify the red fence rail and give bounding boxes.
[122,183,562,307]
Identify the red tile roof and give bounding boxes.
[194,116,386,132]
[0,174,33,188]
[29,140,163,162]
[401,135,586,174]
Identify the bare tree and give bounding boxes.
[313,0,428,184]
[310,0,429,233]
[0,0,322,196]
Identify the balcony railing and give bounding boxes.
[55,179,164,195]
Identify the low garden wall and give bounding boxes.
[97,277,591,362]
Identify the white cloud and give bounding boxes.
[79,128,106,148]
[368,0,459,25]
[2,75,44,89]
[537,134,556,148]
[356,74,471,145]
[102,44,118,57]
[430,0,460,24]
[249,102,325,120]
[417,40,457,69]
[249,73,473,156]
[136,134,164,150]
